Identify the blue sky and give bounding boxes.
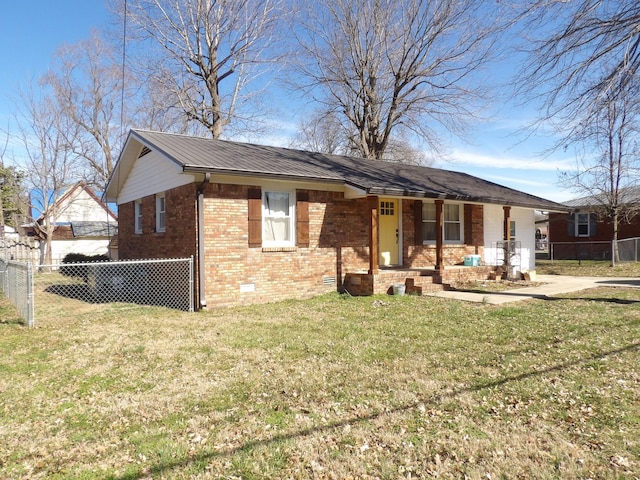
[0,1,578,203]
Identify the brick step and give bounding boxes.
[377,274,445,296]
[402,276,448,295]
[379,266,495,296]
[435,266,494,285]
[344,267,496,296]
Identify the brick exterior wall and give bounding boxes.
[119,183,198,260]
[403,201,485,267]
[548,211,640,260]
[201,186,372,307]
[119,181,492,307]
[549,211,640,243]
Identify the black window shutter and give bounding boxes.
[567,213,575,237]
[248,187,262,247]
[414,200,423,245]
[296,191,310,247]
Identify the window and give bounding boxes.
[422,203,437,241]
[263,191,294,246]
[156,193,166,232]
[576,213,590,236]
[510,220,516,240]
[134,199,143,234]
[380,201,395,216]
[422,202,462,243]
[443,204,461,241]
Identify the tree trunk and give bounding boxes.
[612,210,619,266]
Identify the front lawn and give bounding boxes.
[537,258,640,277]
[1,288,638,478]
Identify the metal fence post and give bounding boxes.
[26,262,34,328]
[188,256,194,312]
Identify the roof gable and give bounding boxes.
[35,182,117,223]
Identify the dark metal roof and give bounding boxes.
[71,221,118,238]
[564,186,640,208]
[129,129,568,211]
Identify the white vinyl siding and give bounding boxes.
[483,205,536,272]
[118,149,195,205]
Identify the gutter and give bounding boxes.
[182,165,343,185]
[196,173,210,308]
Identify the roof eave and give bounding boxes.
[182,165,344,186]
[367,187,570,211]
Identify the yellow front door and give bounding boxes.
[379,198,399,266]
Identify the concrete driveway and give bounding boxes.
[425,275,640,305]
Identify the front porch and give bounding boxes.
[342,265,497,296]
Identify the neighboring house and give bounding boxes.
[24,182,118,264]
[104,129,566,308]
[548,188,640,260]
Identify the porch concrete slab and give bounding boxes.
[424,275,640,305]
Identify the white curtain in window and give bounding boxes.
[264,192,290,242]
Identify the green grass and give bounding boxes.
[1,287,639,478]
[0,297,22,325]
[537,258,640,277]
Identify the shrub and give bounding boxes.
[60,253,110,280]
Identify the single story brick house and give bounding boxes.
[104,129,566,308]
[548,188,640,260]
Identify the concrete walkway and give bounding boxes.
[425,275,640,305]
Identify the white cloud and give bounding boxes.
[447,149,576,172]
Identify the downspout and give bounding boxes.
[197,173,210,308]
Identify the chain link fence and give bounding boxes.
[548,237,640,264]
[38,258,194,312]
[549,241,611,262]
[613,237,640,263]
[0,259,34,327]
[1,257,194,327]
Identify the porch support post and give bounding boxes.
[368,196,379,274]
[435,199,444,270]
[503,206,511,241]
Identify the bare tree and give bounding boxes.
[382,135,433,167]
[291,107,433,166]
[42,31,129,190]
[14,82,83,265]
[122,0,286,138]
[291,0,504,160]
[560,80,640,263]
[0,163,27,231]
[290,109,350,155]
[518,1,640,120]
